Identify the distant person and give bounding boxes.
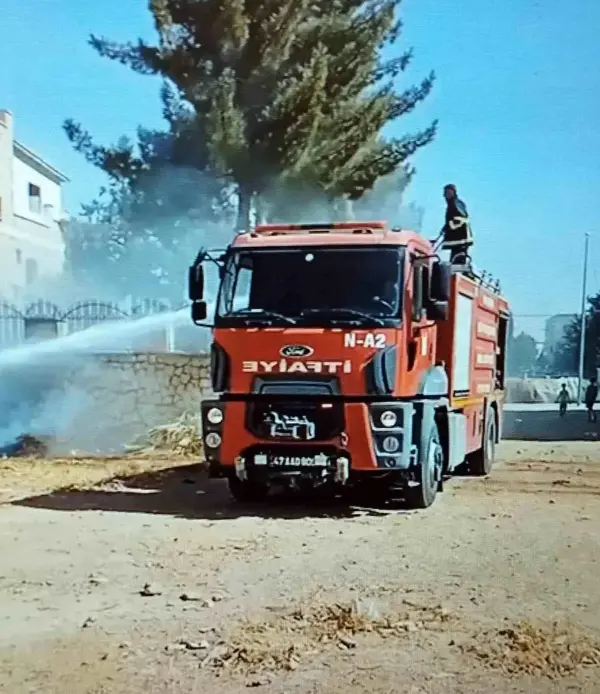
[556,383,570,417]
[441,184,473,265]
[585,378,598,423]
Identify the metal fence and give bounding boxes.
[0,298,175,350]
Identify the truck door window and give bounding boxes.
[495,315,508,388]
[412,257,425,321]
[231,265,252,312]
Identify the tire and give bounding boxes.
[406,423,444,509]
[469,412,496,476]
[227,475,269,503]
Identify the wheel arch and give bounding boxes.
[414,398,450,471]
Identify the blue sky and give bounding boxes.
[2,0,599,339]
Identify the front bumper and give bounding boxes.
[201,399,419,479]
[233,448,351,485]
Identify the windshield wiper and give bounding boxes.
[230,308,296,325]
[300,308,385,327]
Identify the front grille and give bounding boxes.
[246,400,344,442]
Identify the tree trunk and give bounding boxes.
[254,194,268,224]
[236,185,252,232]
[343,197,355,220]
[330,196,354,221]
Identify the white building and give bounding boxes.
[0,109,68,302]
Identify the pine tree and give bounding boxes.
[80,0,329,228]
[66,0,436,230]
[281,0,436,204]
[64,88,236,296]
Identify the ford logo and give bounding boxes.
[280,344,314,358]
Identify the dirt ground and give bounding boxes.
[1,441,600,694]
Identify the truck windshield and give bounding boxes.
[216,247,403,327]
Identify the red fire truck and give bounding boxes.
[189,221,510,508]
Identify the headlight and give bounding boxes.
[205,432,222,448]
[382,436,400,453]
[380,410,397,427]
[207,407,223,425]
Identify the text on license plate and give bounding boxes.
[254,453,329,467]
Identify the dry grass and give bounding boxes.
[204,598,454,675]
[0,454,193,503]
[0,413,204,503]
[126,413,203,457]
[463,620,600,678]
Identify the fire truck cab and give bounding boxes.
[189,221,510,508]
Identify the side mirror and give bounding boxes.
[188,264,204,301]
[191,301,207,324]
[425,300,449,321]
[430,261,451,303]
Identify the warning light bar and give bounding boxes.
[252,221,389,236]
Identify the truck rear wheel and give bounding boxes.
[469,413,496,476]
[406,424,443,509]
[227,476,269,503]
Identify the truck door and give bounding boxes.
[407,253,435,382]
[495,313,509,390]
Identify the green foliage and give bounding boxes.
[263,168,416,224]
[64,0,436,295]
[553,294,600,377]
[64,92,237,297]
[66,0,435,229]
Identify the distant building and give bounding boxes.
[0,110,68,302]
[544,313,577,357]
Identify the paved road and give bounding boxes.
[504,403,589,412]
[503,404,600,441]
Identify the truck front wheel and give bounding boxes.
[227,476,269,503]
[407,424,443,509]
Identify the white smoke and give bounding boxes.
[0,162,424,454]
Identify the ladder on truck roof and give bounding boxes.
[454,262,502,295]
[429,234,502,296]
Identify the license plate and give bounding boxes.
[254,453,330,467]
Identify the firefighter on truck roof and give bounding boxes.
[441,183,473,265]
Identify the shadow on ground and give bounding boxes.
[11,464,420,521]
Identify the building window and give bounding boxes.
[15,249,22,264]
[28,183,41,214]
[25,258,38,285]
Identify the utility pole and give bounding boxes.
[576,232,590,405]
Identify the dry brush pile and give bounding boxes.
[462,620,600,678]
[202,598,455,675]
[126,412,203,457]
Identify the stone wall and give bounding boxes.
[0,348,593,452]
[61,353,213,452]
[0,352,213,454]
